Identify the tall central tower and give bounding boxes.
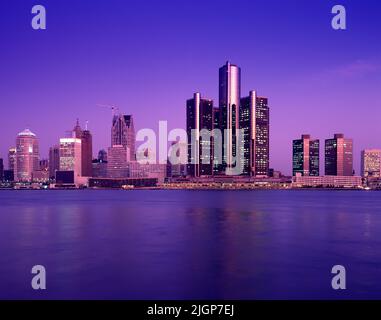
[219,61,241,171]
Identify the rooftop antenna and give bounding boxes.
[85,120,89,131]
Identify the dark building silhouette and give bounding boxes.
[186,92,214,177]
[49,145,60,179]
[293,134,320,176]
[3,170,14,182]
[325,134,353,176]
[0,158,3,181]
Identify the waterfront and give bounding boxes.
[1,190,381,299]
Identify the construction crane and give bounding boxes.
[97,104,120,118]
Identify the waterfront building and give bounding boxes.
[92,150,108,178]
[186,92,214,177]
[107,145,130,178]
[72,120,93,177]
[292,135,320,176]
[240,91,270,176]
[15,129,40,182]
[129,162,167,184]
[111,114,135,161]
[49,145,60,179]
[8,147,16,171]
[293,174,362,189]
[361,149,381,178]
[59,138,82,180]
[3,170,14,182]
[219,61,241,171]
[0,158,3,181]
[325,134,353,176]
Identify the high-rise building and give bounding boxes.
[219,61,241,170]
[186,92,214,177]
[59,138,82,179]
[49,145,60,179]
[325,134,353,176]
[111,114,135,161]
[0,158,3,181]
[292,134,320,176]
[107,145,130,178]
[254,96,270,176]
[15,129,39,182]
[361,149,381,178]
[239,91,256,176]
[81,129,93,177]
[8,147,16,171]
[239,91,270,177]
[72,120,93,177]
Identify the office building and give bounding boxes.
[59,138,82,180]
[15,129,40,182]
[8,147,16,171]
[72,120,93,177]
[361,149,381,178]
[186,92,214,177]
[49,145,60,179]
[292,134,320,176]
[92,150,108,178]
[107,145,129,178]
[219,61,241,171]
[111,114,135,161]
[325,134,353,176]
[0,158,3,181]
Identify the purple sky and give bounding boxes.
[1,0,381,175]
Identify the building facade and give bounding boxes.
[59,138,82,180]
[293,134,319,176]
[107,145,129,178]
[8,147,16,171]
[15,129,40,182]
[325,134,353,176]
[111,114,135,161]
[49,145,60,179]
[219,61,241,171]
[186,92,214,177]
[361,149,381,178]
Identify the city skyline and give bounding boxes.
[1,1,381,175]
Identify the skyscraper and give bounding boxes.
[254,96,270,176]
[239,91,270,177]
[8,147,16,171]
[292,134,320,176]
[325,134,353,176]
[186,92,214,177]
[219,61,241,170]
[15,129,39,182]
[59,138,82,179]
[361,149,381,178]
[49,145,60,179]
[111,114,135,161]
[72,120,93,177]
[239,91,256,176]
[81,129,93,177]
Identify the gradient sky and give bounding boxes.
[1,0,381,175]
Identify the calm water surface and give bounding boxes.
[0,190,381,299]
